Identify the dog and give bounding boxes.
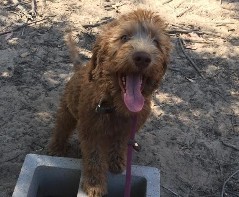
[49,9,171,197]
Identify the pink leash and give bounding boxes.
[124,114,138,197]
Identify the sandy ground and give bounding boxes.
[0,0,239,196]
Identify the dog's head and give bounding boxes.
[90,9,171,113]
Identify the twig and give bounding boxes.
[221,140,239,151]
[162,185,181,196]
[215,22,234,25]
[167,26,223,38]
[167,29,202,35]
[167,29,190,34]
[212,90,228,102]
[0,16,55,36]
[5,153,21,162]
[226,190,239,196]
[168,67,181,72]
[177,37,205,79]
[176,5,193,18]
[31,0,38,16]
[174,0,186,9]
[0,24,27,36]
[162,0,173,5]
[185,77,195,82]
[221,169,239,197]
[230,113,236,133]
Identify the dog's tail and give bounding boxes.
[66,33,82,71]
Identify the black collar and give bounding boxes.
[95,99,115,114]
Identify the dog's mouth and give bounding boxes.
[118,73,145,113]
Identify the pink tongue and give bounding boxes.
[123,74,144,112]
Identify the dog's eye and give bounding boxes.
[153,39,159,46]
[121,35,130,42]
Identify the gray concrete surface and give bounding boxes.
[12,154,160,197]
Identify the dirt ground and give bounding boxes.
[0,0,238,196]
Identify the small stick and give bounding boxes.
[162,185,181,196]
[31,0,38,16]
[168,67,181,72]
[167,27,222,38]
[215,22,234,25]
[174,0,185,9]
[177,38,205,79]
[230,113,236,133]
[221,169,239,197]
[221,140,239,151]
[225,190,239,196]
[176,5,193,18]
[162,0,173,5]
[5,153,21,162]
[0,16,55,36]
[167,29,202,35]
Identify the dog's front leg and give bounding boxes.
[49,100,77,156]
[80,137,108,197]
[108,137,128,174]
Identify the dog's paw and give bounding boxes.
[48,141,67,156]
[109,155,125,174]
[82,181,107,197]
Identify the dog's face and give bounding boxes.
[91,9,171,113]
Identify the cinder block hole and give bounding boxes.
[29,166,81,197]
[107,174,147,197]
[28,166,147,197]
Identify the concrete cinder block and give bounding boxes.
[13,154,160,197]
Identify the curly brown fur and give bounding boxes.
[49,9,171,197]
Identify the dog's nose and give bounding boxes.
[133,52,151,69]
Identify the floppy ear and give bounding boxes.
[88,37,106,81]
[162,60,167,75]
[88,19,118,81]
[91,37,107,68]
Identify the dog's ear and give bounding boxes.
[91,37,106,68]
[88,19,118,81]
[162,60,167,75]
[88,37,107,81]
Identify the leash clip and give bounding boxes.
[95,98,115,114]
[128,139,141,152]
